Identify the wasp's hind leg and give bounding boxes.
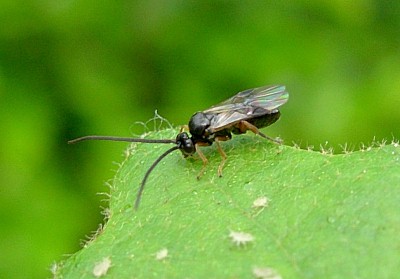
[239,120,282,144]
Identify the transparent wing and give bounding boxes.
[204,85,288,131]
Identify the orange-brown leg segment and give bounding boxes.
[179,125,189,133]
[215,136,229,177]
[239,120,282,144]
[195,142,209,179]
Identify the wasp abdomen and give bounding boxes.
[247,111,281,129]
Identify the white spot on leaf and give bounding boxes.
[155,248,168,260]
[229,231,254,246]
[252,196,269,208]
[93,257,112,278]
[252,267,282,279]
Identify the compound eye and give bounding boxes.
[176,132,188,142]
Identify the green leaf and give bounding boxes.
[55,129,400,278]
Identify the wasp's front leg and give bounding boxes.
[194,142,210,179]
[214,135,230,177]
[179,125,189,133]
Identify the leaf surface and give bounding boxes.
[56,129,400,278]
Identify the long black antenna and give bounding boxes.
[134,145,180,210]
[68,134,181,210]
[68,135,176,144]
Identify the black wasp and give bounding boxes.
[69,85,289,209]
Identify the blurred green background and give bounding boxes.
[1,1,399,278]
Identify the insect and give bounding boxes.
[69,85,289,209]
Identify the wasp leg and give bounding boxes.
[239,120,282,144]
[215,136,229,177]
[179,125,189,133]
[195,142,209,179]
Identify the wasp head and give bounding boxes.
[176,132,195,157]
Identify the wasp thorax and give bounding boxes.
[176,132,195,156]
[188,112,212,138]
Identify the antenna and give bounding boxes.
[134,145,180,209]
[68,135,176,144]
[68,135,180,210]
